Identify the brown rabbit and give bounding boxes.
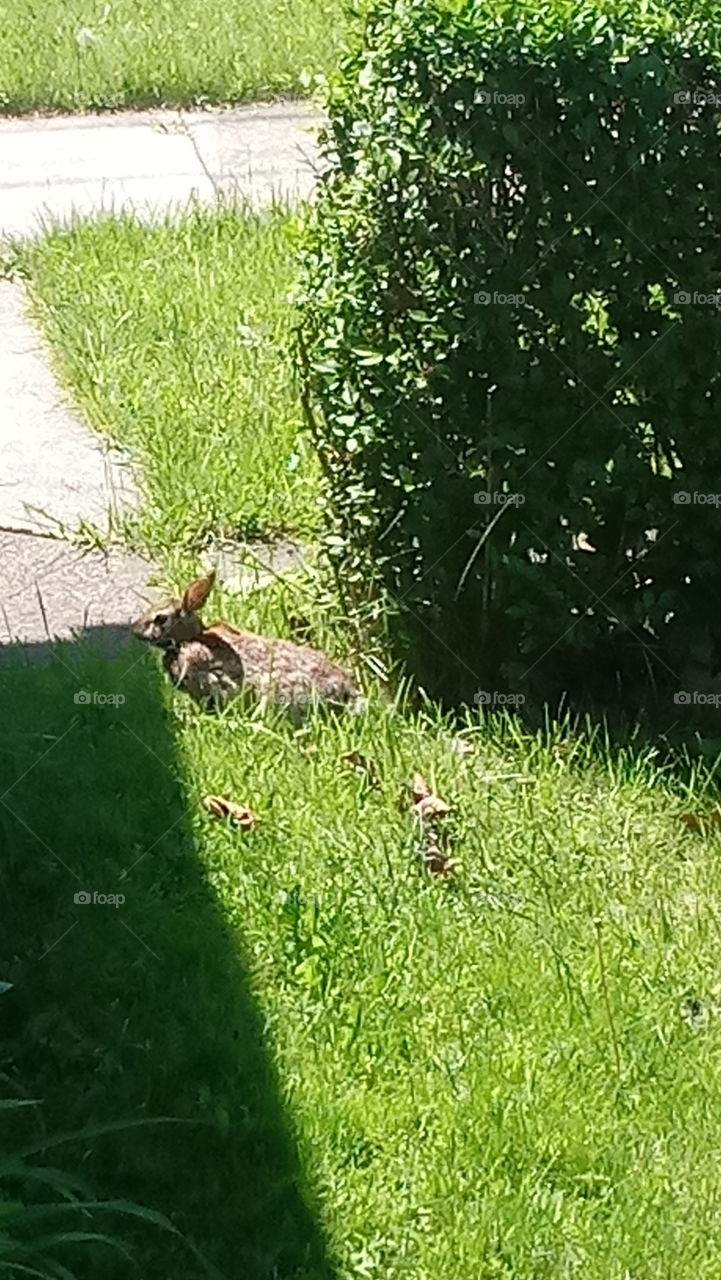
[131,571,364,715]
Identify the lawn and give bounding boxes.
[5,637,721,1278]
[18,206,322,555]
[0,0,355,114]
[6,206,721,1277]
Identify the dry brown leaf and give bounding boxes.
[679,809,721,833]
[411,773,431,803]
[420,832,455,879]
[202,795,256,829]
[341,752,381,789]
[416,794,452,820]
[404,772,455,876]
[409,772,451,817]
[422,850,455,879]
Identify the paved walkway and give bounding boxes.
[0,278,149,651]
[0,102,322,652]
[0,102,321,238]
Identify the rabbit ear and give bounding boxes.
[181,571,216,613]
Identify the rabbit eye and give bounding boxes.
[153,613,168,627]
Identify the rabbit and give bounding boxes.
[131,570,364,716]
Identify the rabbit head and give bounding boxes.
[132,572,216,649]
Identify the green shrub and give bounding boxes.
[298,0,721,714]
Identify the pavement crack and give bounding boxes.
[0,522,70,542]
[181,122,221,197]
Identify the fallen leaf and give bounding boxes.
[422,850,455,879]
[679,809,721,833]
[415,793,452,819]
[341,751,381,788]
[411,773,431,803]
[420,832,455,879]
[404,772,456,875]
[202,795,256,829]
[409,773,451,817]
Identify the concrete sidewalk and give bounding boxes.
[0,101,323,649]
[0,278,152,648]
[0,101,322,238]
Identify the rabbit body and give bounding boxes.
[165,624,359,712]
[161,631,245,710]
[133,573,362,715]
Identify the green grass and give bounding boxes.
[19,206,322,554]
[9,205,721,1277]
[0,0,354,113]
[0,1096,199,1279]
[4,640,721,1277]
[0,641,334,1279]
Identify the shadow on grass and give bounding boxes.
[0,627,334,1280]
